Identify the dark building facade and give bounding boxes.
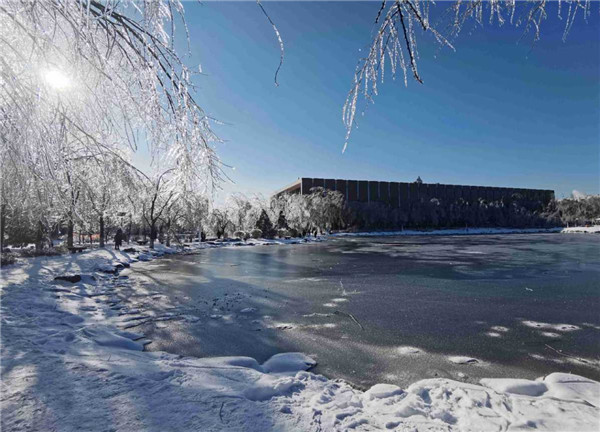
[274,178,555,209]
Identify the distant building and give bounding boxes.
[273,177,555,208]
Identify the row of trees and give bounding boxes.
[2,180,598,249]
[195,190,600,239]
[209,189,600,238]
[346,192,600,231]
[205,187,346,240]
[553,195,600,226]
[1,1,221,251]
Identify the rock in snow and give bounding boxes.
[54,274,82,283]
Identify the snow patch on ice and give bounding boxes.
[331,298,349,303]
[448,356,479,365]
[522,320,580,332]
[396,346,422,355]
[486,332,502,338]
[540,331,561,338]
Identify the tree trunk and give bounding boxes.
[67,218,74,248]
[128,217,132,244]
[149,223,156,249]
[35,220,43,251]
[0,204,6,251]
[165,220,171,247]
[99,215,105,247]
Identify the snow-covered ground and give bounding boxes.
[561,226,600,234]
[2,243,599,431]
[332,227,563,237]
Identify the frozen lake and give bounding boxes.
[125,233,600,389]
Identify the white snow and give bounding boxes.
[261,353,317,374]
[448,356,480,365]
[486,331,502,337]
[480,378,549,397]
[396,346,422,355]
[2,244,599,431]
[522,320,581,332]
[561,226,600,234]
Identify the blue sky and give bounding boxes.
[177,1,599,200]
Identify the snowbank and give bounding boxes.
[333,227,563,237]
[2,244,599,431]
[561,226,600,234]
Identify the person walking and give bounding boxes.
[114,228,123,250]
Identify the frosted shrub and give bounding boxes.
[233,231,248,241]
[250,229,263,239]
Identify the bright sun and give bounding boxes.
[44,69,70,90]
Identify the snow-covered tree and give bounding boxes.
[130,170,180,249]
[180,193,210,240]
[1,0,220,249]
[209,208,232,239]
[226,194,254,232]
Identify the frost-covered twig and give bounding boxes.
[343,0,593,150]
[257,0,285,87]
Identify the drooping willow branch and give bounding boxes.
[342,0,593,151]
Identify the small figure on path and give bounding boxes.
[114,228,123,250]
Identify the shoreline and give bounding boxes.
[332,227,564,237]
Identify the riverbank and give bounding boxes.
[333,227,564,237]
[2,240,599,431]
[562,226,600,234]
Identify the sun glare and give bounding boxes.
[44,69,70,90]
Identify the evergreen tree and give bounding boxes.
[256,210,276,239]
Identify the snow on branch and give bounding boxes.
[0,0,223,198]
[342,0,593,151]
